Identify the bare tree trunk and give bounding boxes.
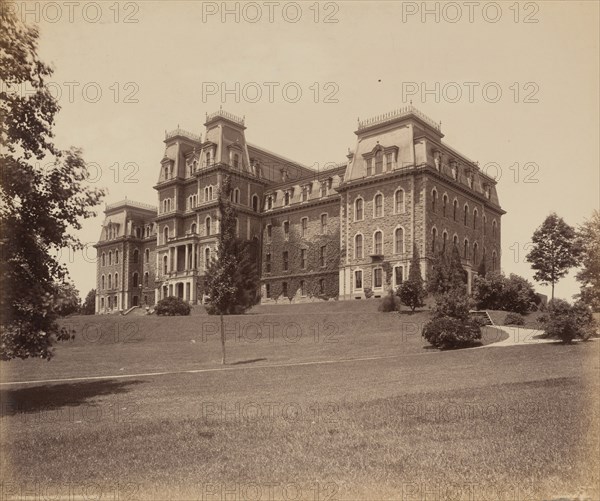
[551,282,555,301]
[220,313,226,365]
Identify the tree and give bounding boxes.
[54,281,81,317]
[575,210,600,311]
[428,245,466,295]
[204,175,259,364]
[0,7,105,360]
[397,244,427,311]
[81,289,96,315]
[525,213,579,300]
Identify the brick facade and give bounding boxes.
[95,106,504,312]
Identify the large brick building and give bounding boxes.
[94,106,504,313]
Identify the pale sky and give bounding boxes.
[22,0,599,301]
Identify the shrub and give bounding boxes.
[504,312,525,326]
[155,296,191,316]
[472,272,537,314]
[432,291,472,322]
[539,299,597,343]
[379,290,401,312]
[397,280,426,311]
[422,317,482,350]
[471,315,490,328]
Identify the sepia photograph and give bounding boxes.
[1,1,599,499]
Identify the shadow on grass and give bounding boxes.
[0,379,144,416]
[229,358,267,366]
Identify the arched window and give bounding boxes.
[163,255,168,274]
[473,243,479,265]
[284,192,290,206]
[355,198,364,220]
[163,226,169,244]
[132,272,139,288]
[204,247,211,270]
[453,200,458,221]
[442,231,448,252]
[115,273,118,288]
[133,249,139,264]
[233,153,240,169]
[464,205,469,226]
[101,275,105,289]
[374,231,383,255]
[432,190,437,212]
[355,234,363,259]
[145,249,149,262]
[473,209,478,229]
[144,272,149,287]
[108,274,112,289]
[191,223,197,234]
[108,251,112,266]
[101,253,106,266]
[234,188,240,204]
[432,228,437,253]
[206,217,211,236]
[464,239,469,259]
[443,195,448,217]
[395,189,404,213]
[252,195,259,212]
[492,220,497,237]
[453,234,458,247]
[395,227,404,254]
[136,227,141,238]
[206,151,211,166]
[115,250,119,264]
[492,250,498,271]
[374,194,383,218]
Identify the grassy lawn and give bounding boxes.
[1,302,598,500]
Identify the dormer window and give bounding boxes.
[233,153,240,169]
[386,152,395,170]
[366,159,373,176]
[284,192,290,206]
[374,150,383,174]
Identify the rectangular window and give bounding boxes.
[266,224,272,243]
[366,159,373,176]
[301,218,308,238]
[284,221,290,241]
[265,283,271,298]
[319,245,326,267]
[283,251,289,271]
[394,267,403,287]
[300,280,306,296]
[355,270,363,290]
[321,214,327,234]
[319,279,325,294]
[375,152,383,174]
[282,282,288,297]
[265,253,271,273]
[300,249,306,269]
[386,153,394,170]
[374,268,383,288]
